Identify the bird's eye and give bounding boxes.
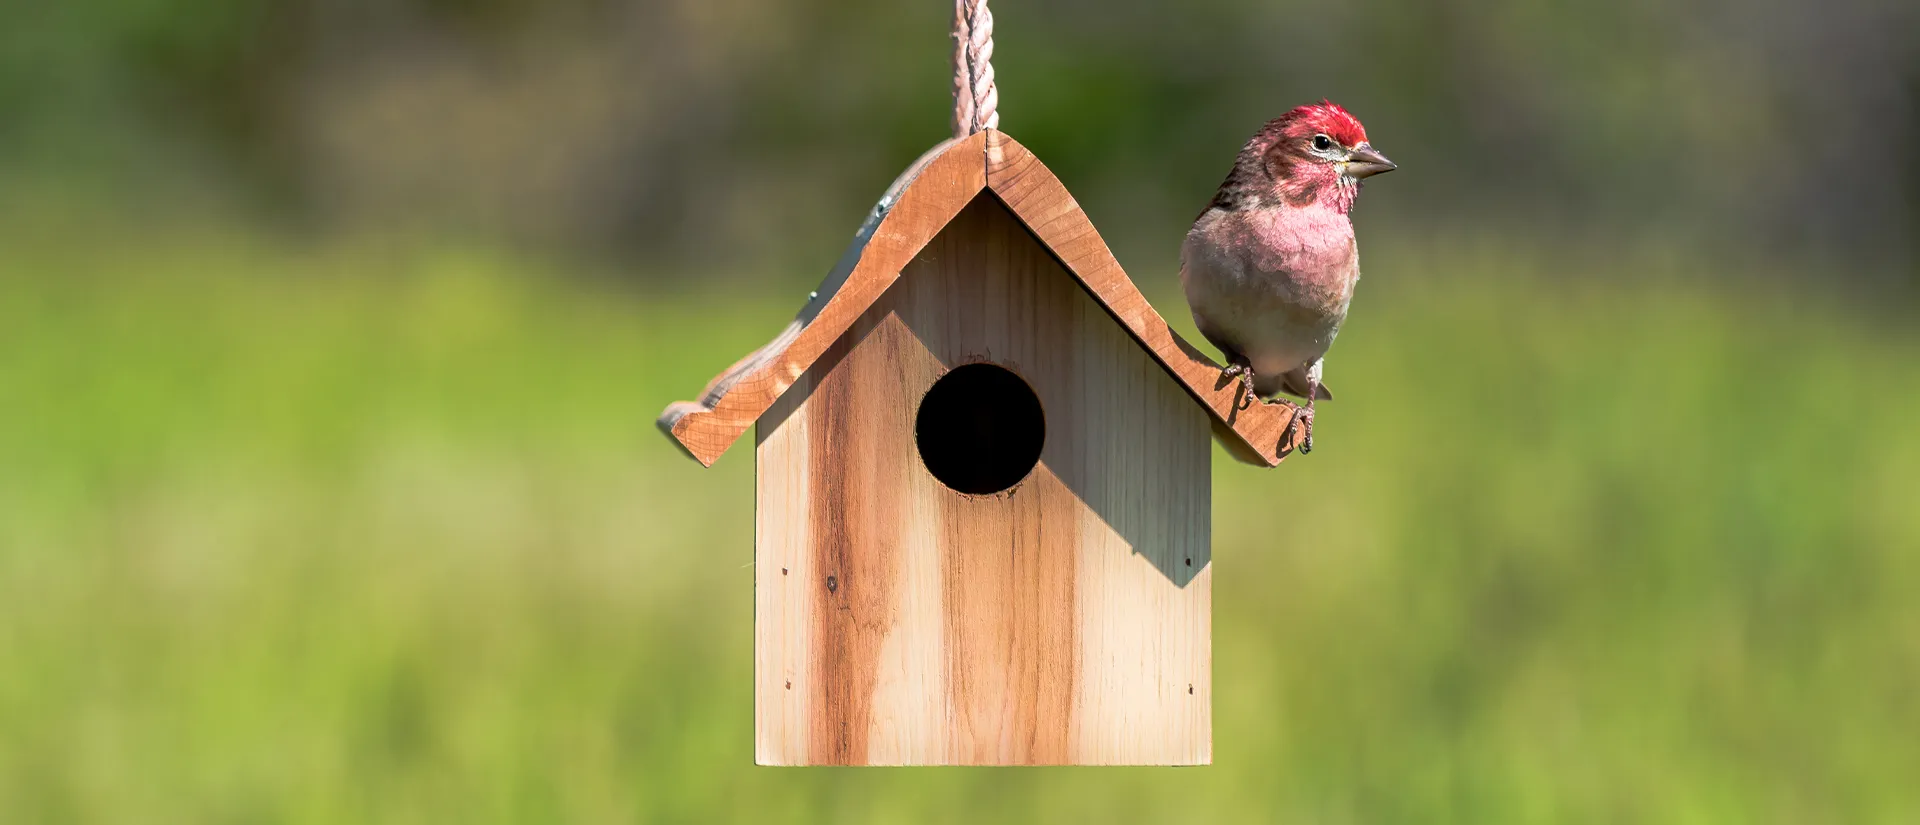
[1312,134,1333,151]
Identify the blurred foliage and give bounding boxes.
[4,0,1916,279]
[2,232,1918,822]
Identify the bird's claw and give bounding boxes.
[1221,364,1259,411]
[1288,404,1316,455]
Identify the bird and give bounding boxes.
[1180,100,1396,454]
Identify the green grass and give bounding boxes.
[1,230,1916,823]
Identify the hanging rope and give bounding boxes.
[950,0,998,138]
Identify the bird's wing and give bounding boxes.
[1180,236,1250,367]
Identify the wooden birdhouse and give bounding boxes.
[658,130,1306,766]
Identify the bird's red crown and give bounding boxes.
[1281,100,1368,147]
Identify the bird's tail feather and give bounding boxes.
[1275,370,1333,401]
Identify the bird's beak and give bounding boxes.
[1345,144,1397,179]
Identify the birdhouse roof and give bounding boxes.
[657,130,1305,468]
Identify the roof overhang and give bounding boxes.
[657,130,1305,468]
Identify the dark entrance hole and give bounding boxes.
[915,363,1046,495]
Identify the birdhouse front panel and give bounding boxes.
[753,194,1213,766]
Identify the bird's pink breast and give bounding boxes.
[1181,200,1361,389]
[1212,204,1358,308]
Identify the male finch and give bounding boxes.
[1180,100,1396,454]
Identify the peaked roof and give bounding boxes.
[657,130,1305,468]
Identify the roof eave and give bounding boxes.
[656,130,1303,468]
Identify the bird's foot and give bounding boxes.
[1221,363,1259,411]
[1288,404,1316,454]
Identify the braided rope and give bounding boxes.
[951,0,998,138]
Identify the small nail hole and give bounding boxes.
[1188,684,1194,695]
[826,575,838,593]
[781,567,788,575]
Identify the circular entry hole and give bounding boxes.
[915,363,1046,495]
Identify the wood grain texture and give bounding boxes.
[754,196,1212,765]
[661,130,1304,468]
[983,130,1304,465]
[661,135,985,467]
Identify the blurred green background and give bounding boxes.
[3,0,1919,822]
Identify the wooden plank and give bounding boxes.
[661,130,1303,468]
[985,130,1304,465]
[755,195,1212,765]
[752,385,815,763]
[661,134,988,467]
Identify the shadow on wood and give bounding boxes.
[661,131,1306,765]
